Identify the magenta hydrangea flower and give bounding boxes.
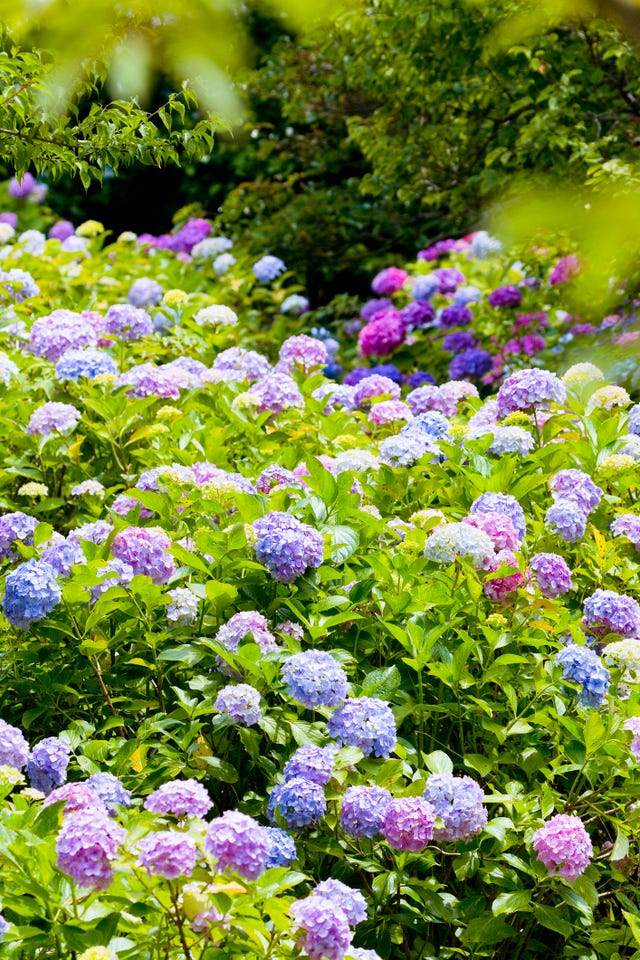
[144,779,212,818]
[496,369,566,418]
[26,402,80,436]
[291,895,352,960]
[358,313,405,357]
[532,814,592,881]
[56,808,125,890]
[204,810,270,879]
[483,549,523,602]
[110,526,175,584]
[381,797,436,851]
[371,267,408,295]
[550,254,580,286]
[137,830,197,879]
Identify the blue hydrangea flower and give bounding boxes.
[27,736,70,795]
[281,651,348,709]
[423,772,487,840]
[411,274,440,301]
[253,256,286,282]
[253,513,324,583]
[556,644,610,707]
[268,776,327,829]
[86,772,132,815]
[401,411,450,439]
[264,826,297,867]
[327,697,396,758]
[0,511,38,560]
[379,433,435,467]
[55,348,118,381]
[3,560,61,629]
[545,501,587,543]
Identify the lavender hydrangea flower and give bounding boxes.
[469,231,502,259]
[381,797,436,851]
[281,651,348,709]
[340,786,392,839]
[86,772,132,814]
[90,559,134,600]
[215,684,262,725]
[215,611,277,654]
[110,527,175,584]
[291,896,352,960]
[423,773,487,840]
[283,745,336,785]
[549,470,602,514]
[211,347,271,382]
[327,697,396,757]
[264,826,297,867]
[379,433,435,467]
[144,779,212,818]
[0,268,39,302]
[253,255,286,282]
[268,776,327,829]
[544,502,587,543]
[27,402,80,436]
[529,553,573,598]
[313,879,367,926]
[624,717,640,758]
[3,559,61,629]
[138,830,197,879]
[69,520,112,545]
[41,535,86,577]
[487,426,534,456]
[454,284,483,305]
[253,512,324,583]
[243,372,304,415]
[532,814,593,882]
[56,808,125,890]
[278,335,328,374]
[611,514,640,549]
[0,719,29,769]
[166,587,199,626]
[470,493,526,540]
[55,348,117,381]
[555,644,610,707]
[103,304,153,340]
[399,300,436,328]
[582,589,640,638]
[45,782,108,815]
[9,172,36,198]
[116,363,182,399]
[27,737,70,795]
[353,374,401,406]
[204,810,270,879]
[424,523,495,568]
[128,278,163,307]
[29,310,98,361]
[488,285,522,308]
[496,369,566,418]
[0,511,38,560]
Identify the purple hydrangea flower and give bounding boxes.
[360,298,394,320]
[9,172,36,198]
[281,651,348,709]
[545,502,587,543]
[443,331,476,353]
[116,362,183,399]
[264,826,297,867]
[0,719,29,769]
[291,895,352,960]
[253,255,286,282]
[0,268,39,302]
[470,492,526,541]
[86,772,132,814]
[448,348,493,380]
[27,737,70,795]
[3,559,61,629]
[532,814,593,881]
[433,267,465,293]
[268,776,327,829]
[204,810,270,879]
[244,372,304,415]
[0,511,38,560]
[90,559,135,600]
[411,274,441,301]
[283,745,336,786]
[215,684,262,725]
[340,785,392,839]
[583,589,640,638]
[549,470,602,514]
[313,879,367,926]
[169,218,211,253]
[528,553,572,598]
[48,220,75,241]
[399,301,436,328]
[138,830,197,879]
[327,697,396,758]
[371,267,408,295]
[103,304,153,340]
[278,335,328,374]
[144,779,212,818]
[353,375,401,406]
[56,808,125,890]
[423,772,487,840]
[611,514,640,549]
[496,369,566,418]
[41,535,86,577]
[556,644,610,707]
[110,527,175,584]
[69,520,112,545]
[439,305,473,329]
[253,512,324,583]
[381,797,436,851]
[212,347,271,382]
[128,278,163,308]
[26,402,80,436]
[55,348,117,381]
[29,310,98,361]
[488,285,522,308]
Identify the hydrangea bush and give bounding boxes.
[0,200,637,959]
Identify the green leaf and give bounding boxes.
[533,903,574,936]
[492,890,532,915]
[458,915,516,946]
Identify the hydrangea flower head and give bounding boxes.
[582,589,640,638]
[55,348,117,381]
[327,697,396,757]
[424,522,495,568]
[544,502,587,543]
[381,797,436,851]
[268,776,327,829]
[283,745,337,785]
[0,719,29,769]
[532,814,592,881]
[215,684,262,725]
[128,277,163,307]
[27,402,80,436]
[103,304,153,340]
[138,830,197,879]
[253,512,324,583]
[0,511,38,560]
[204,810,269,879]
[264,826,297,867]
[56,808,125,890]
[27,736,70,795]
[253,255,286,282]
[549,470,602,514]
[488,285,522,308]
[144,779,212,818]
[371,267,408,295]
[166,587,199,626]
[215,611,277,654]
[529,553,573,598]
[241,372,304,416]
[462,512,520,551]
[496,369,566,418]
[340,785,392,838]
[291,895,352,960]
[624,716,640,758]
[358,313,406,357]
[282,651,348,709]
[470,492,526,540]
[110,527,175,584]
[487,425,534,456]
[313,879,367,926]
[555,644,610,707]
[281,294,310,315]
[3,559,61,629]
[278,335,328,374]
[86,772,131,814]
[423,772,487,840]
[439,305,473,329]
